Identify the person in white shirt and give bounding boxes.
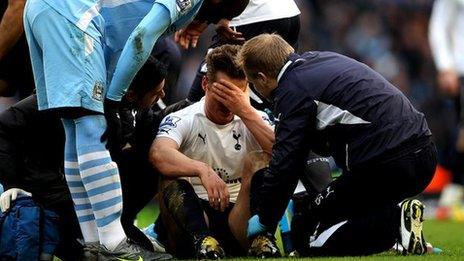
[429,0,464,218]
[150,44,275,258]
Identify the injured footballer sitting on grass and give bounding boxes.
[149,44,275,259]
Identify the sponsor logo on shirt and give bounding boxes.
[176,0,192,13]
[158,116,181,134]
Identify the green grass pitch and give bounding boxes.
[135,205,464,260]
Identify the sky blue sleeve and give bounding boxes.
[106,3,171,101]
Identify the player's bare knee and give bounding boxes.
[242,150,271,181]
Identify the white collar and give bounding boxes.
[277,60,293,82]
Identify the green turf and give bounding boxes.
[136,204,464,260]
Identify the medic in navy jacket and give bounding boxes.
[254,51,431,227]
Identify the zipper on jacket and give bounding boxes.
[345,143,350,171]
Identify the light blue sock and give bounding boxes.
[74,115,126,250]
[62,118,99,243]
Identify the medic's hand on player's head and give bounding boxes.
[197,163,230,212]
[211,79,253,118]
[215,19,245,44]
[174,20,209,49]
[102,98,124,154]
[0,188,32,212]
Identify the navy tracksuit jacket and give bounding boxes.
[256,51,431,227]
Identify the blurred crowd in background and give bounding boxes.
[0,0,456,168]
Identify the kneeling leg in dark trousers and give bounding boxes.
[291,175,402,257]
[292,140,437,256]
[299,203,401,256]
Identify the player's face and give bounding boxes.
[138,79,165,110]
[206,71,247,121]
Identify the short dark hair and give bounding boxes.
[129,55,167,96]
[206,44,245,81]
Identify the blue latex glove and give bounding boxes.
[247,214,268,239]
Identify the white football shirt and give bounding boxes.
[156,99,273,202]
[229,0,300,27]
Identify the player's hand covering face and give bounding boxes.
[211,78,252,119]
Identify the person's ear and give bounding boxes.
[202,75,209,92]
[257,72,268,84]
